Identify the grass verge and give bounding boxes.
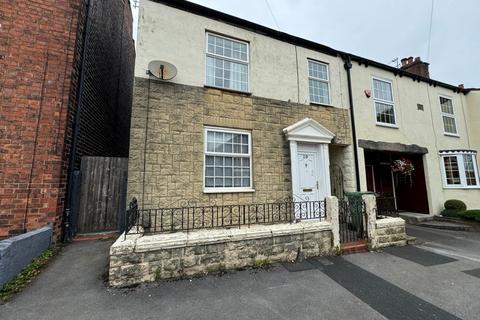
[0,247,59,302]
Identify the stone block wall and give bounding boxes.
[363,194,407,249]
[128,79,353,209]
[374,218,407,248]
[109,222,333,287]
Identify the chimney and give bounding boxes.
[399,56,430,78]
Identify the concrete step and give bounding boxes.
[74,231,118,241]
[399,212,434,224]
[406,235,416,245]
[341,240,368,255]
[416,220,472,231]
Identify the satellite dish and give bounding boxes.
[147,60,177,80]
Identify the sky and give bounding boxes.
[131,0,479,88]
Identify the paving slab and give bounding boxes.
[345,249,480,320]
[383,245,457,266]
[317,256,461,320]
[418,220,472,231]
[0,240,386,320]
[463,268,480,279]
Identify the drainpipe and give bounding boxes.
[61,0,92,242]
[342,54,361,192]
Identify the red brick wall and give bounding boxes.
[0,0,85,239]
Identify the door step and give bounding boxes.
[74,231,118,241]
[406,235,416,245]
[340,240,368,255]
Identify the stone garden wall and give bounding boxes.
[364,194,407,249]
[109,222,333,287]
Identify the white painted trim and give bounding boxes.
[283,117,335,144]
[203,187,255,193]
[372,77,398,127]
[203,126,253,193]
[439,153,480,188]
[289,140,299,199]
[439,95,459,136]
[286,120,333,206]
[307,59,331,105]
[204,32,250,92]
[320,143,331,197]
[376,122,399,129]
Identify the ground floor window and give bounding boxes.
[204,127,252,192]
[440,151,479,188]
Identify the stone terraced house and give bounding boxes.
[129,0,480,216]
[109,0,480,286]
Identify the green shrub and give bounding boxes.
[459,210,480,220]
[444,199,467,211]
[441,209,464,218]
[475,215,480,222]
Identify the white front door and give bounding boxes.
[294,144,326,219]
[297,151,320,202]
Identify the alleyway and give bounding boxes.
[1,227,479,320]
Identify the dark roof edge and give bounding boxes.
[151,0,470,94]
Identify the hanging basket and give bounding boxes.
[391,158,414,175]
[391,158,415,187]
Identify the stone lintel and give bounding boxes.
[358,139,428,154]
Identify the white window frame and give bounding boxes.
[439,95,459,137]
[205,32,250,93]
[440,152,480,189]
[308,59,331,105]
[203,126,254,193]
[372,77,398,128]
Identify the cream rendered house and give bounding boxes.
[129,0,480,217]
[351,59,480,214]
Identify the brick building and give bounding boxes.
[0,0,135,240]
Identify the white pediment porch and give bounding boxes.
[283,118,335,211]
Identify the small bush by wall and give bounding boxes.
[441,209,464,218]
[459,210,480,220]
[444,199,467,211]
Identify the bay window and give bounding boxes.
[441,151,479,188]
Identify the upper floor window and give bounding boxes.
[206,33,249,92]
[204,127,252,193]
[308,60,330,105]
[441,151,479,188]
[440,96,458,136]
[372,78,396,126]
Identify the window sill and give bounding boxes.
[204,85,252,96]
[203,187,255,194]
[310,102,334,108]
[444,133,460,138]
[376,123,399,129]
[443,186,480,190]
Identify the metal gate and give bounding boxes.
[338,199,367,243]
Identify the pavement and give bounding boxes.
[0,226,479,320]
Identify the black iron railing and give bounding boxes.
[124,198,326,236]
[338,199,367,243]
[375,193,399,217]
